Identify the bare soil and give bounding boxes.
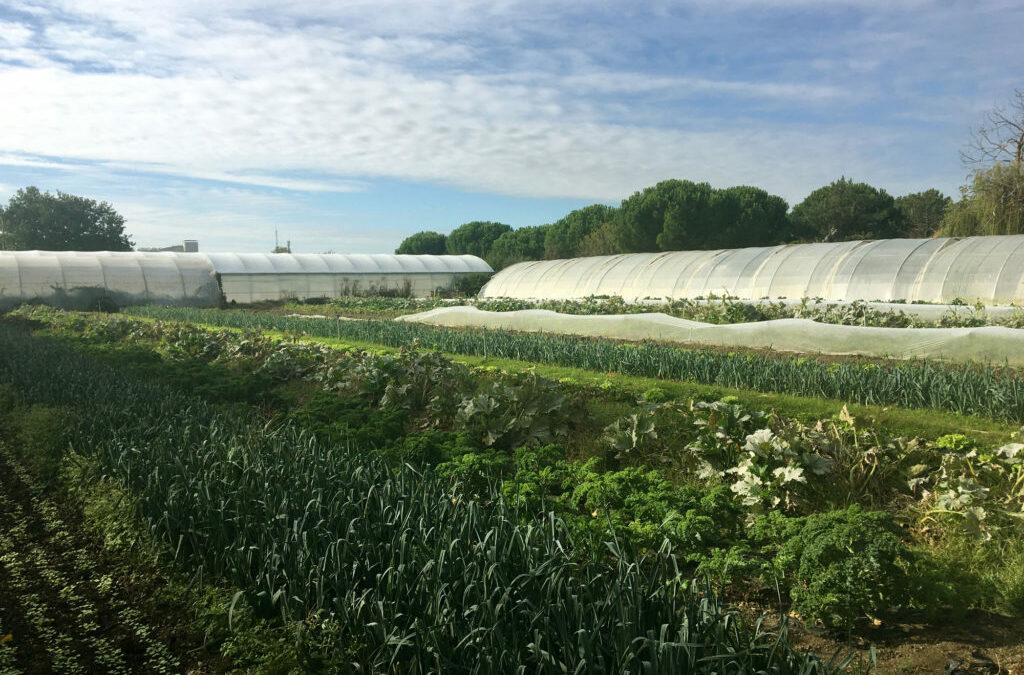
[788,611,1024,674]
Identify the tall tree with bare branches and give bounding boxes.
[962,89,1024,166]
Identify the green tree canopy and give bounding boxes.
[718,186,792,247]
[941,162,1024,237]
[0,186,133,251]
[543,204,617,259]
[488,225,550,269]
[893,189,952,238]
[395,230,447,255]
[789,178,905,242]
[612,179,791,252]
[657,184,791,251]
[578,221,621,256]
[612,180,686,252]
[445,221,512,259]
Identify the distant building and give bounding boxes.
[137,240,199,253]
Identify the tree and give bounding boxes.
[651,180,717,251]
[894,189,952,238]
[789,178,905,242]
[0,187,133,251]
[488,225,549,269]
[657,184,791,251]
[396,230,447,255]
[612,180,687,252]
[717,186,792,247]
[445,221,512,259]
[962,89,1024,166]
[612,179,792,253]
[941,162,1024,237]
[543,204,617,259]
[578,221,621,256]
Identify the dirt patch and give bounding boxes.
[787,610,1024,674]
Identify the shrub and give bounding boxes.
[755,506,916,629]
[560,461,744,560]
[287,392,409,448]
[641,386,670,403]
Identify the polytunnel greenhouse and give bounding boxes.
[479,234,1024,305]
[0,251,492,309]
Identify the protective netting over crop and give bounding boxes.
[0,251,492,308]
[480,235,1024,305]
[399,306,1024,365]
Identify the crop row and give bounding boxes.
[0,324,837,673]
[0,442,180,674]
[283,294,1024,328]
[127,305,1024,423]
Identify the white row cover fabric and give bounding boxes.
[627,297,1023,320]
[0,251,492,308]
[399,306,1024,366]
[479,235,1024,305]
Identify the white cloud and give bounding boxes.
[0,0,1019,209]
[0,21,34,48]
[0,153,80,170]
[0,59,911,205]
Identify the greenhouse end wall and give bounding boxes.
[479,235,1024,305]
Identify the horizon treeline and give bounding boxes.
[397,169,1023,270]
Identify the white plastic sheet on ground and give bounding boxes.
[398,306,1024,366]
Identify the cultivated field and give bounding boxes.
[1,302,1022,673]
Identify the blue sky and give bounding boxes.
[0,0,1021,252]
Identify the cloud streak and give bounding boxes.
[0,0,1020,250]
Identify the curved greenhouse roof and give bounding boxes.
[201,253,491,275]
[0,251,492,308]
[479,235,1024,305]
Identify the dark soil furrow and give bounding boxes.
[0,447,173,674]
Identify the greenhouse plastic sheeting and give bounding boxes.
[0,251,492,308]
[205,253,491,303]
[398,306,1024,365]
[479,235,1024,305]
[0,251,221,309]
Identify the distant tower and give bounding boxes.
[272,228,291,253]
